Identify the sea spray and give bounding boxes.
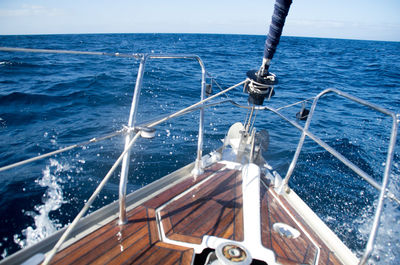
[356,162,400,265]
[0,33,399,261]
[372,161,400,265]
[13,159,68,249]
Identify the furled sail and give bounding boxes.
[245,0,292,105]
[261,0,292,74]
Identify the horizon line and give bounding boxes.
[0,32,398,43]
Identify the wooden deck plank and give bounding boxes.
[262,184,324,265]
[146,248,180,265]
[50,206,147,265]
[276,256,299,265]
[168,198,222,235]
[181,249,195,265]
[261,186,272,249]
[164,168,241,240]
[160,210,174,235]
[268,193,311,252]
[267,194,297,228]
[233,207,243,241]
[164,168,235,215]
[233,172,243,242]
[89,224,148,265]
[143,163,225,209]
[268,210,310,262]
[269,188,345,265]
[186,201,234,237]
[168,233,202,244]
[271,229,302,263]
[303,244,318,265]
[146,208,159,245]
[123,244,161,265]
[155,242,191,251]
[271,236,290,261]
[165,169,238,238]
[106,234,151,265]
[132,244,191,265]
[328,251,344,265]
[47,163,348,265]
[205,208,235,238]
[154,242,194,265]
[188,175,238,237]
[161,254,181,265]
[217,219,235,239]
[51,225,121,265]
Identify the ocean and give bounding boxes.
[0,33,399,263]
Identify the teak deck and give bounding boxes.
[49,163,343,265]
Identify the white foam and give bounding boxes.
[14,159,68,249]
[356,162,400,264]
[1,248,7,259]
[372,200,400,264]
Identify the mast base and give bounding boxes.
[244,70,277,105]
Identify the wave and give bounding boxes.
[0,90,102,105]
[0,92,59,105]
[0,60,40,68]
[13,159,67,249]
[356,161,400,264]
[0,33,399,261]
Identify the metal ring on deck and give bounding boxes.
[215,242,252,265]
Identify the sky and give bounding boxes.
[0,0,399,42]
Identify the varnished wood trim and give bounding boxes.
[168,233,202,245]
[155,242,190,251]
[161,210,174,236]
[146,208,159,245]
[181,249,194,265]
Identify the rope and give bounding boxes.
[246,78,274,100]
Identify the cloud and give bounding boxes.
[284,18,400,41]
[0,4,64,17]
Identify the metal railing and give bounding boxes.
[118,53,207,224]
[32,85,400,265]
[0,48,234,264]
[216,88,399,264]
[37,55,247,265]
[1,46,398,264]
[38,77,246,265]
[0,49,246,265]
[273,88,399,265]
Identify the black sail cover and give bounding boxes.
[263,0,292,62]
[245,0,292,105]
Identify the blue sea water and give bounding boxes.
[0,34,399,263]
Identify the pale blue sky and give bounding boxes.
[0,0,399,41]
